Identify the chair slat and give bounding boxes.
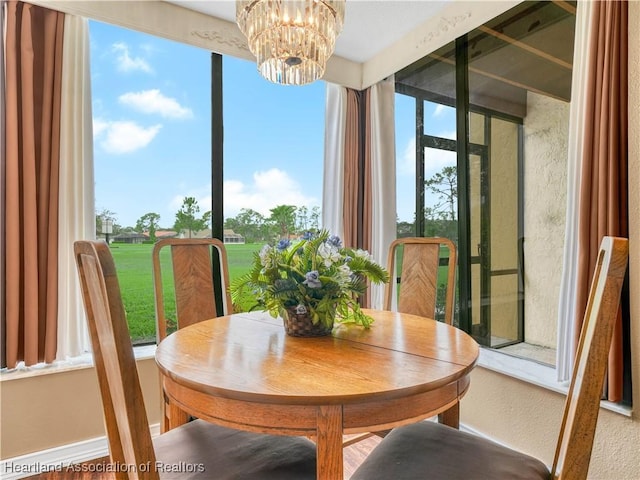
[171,243,218,330]
[384,237,457,324]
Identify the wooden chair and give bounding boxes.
[152,238,234,431]
[74,240,316,480]
[343,237,458,448]
[384,237,457,325]
[352,236,629,480]
[152,238,233,343]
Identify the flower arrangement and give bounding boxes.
[230,230,389,332]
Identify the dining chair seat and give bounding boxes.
[154,419,317,479]
[350,421,549,480]
[74,240,317,479]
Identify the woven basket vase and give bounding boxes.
[282,306,333,337]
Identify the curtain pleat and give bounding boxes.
[3,1,64,368]
[57,14,95,359]
[342,89,362,249]
[322,84,346,240]
[1,2,7,369]
[575,0,628,401]
[368,76,397,310]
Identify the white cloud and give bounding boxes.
[222,168,319,219]
[398,137,416,176]
[433,104,448,117]
[397,134,457,178]
[168,187,212,216]
[438,129,456,141]
[92,118,109,137]
[424,147,456,178]
[112,42,152,73]
[118,89,193,119]
[93,119,162,154]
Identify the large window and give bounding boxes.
[395,1,576,364]
[89,22,325,343]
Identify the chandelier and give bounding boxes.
[236,0,345,85]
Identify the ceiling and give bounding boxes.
[168,0,450,63]
[32,0,524,89]
[396,1,576,117]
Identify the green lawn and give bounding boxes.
[110,242,261,344]
[111,241,455,343]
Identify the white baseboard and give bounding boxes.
[0,424,160,480]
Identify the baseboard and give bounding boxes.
[0,424,161,480]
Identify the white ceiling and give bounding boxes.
[168,0,450,63]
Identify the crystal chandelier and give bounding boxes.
[236,0,345,85]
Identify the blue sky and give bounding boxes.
[89,20,456,229]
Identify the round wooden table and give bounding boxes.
[155,309,479,480]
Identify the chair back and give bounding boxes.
[384,237,457,324]
[551,236,628,479]
[152,238,233,342]
[74,241,158,480]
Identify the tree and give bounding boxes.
[232,208,268,243]
[269,205,297,239]
[424,165,457,221]
[173,197,208,238]
[309,206,321,231]
[397,220,414,238]
[135,212,161,242]
[296,206,309,232]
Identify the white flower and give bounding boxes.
[336,264,352,285]
[259,245,273,267]
[318,243,342,268]
[354,249,374,262]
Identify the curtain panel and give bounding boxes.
[2,1,64,368]
[557,0,594,383]
[575,0,628,402]
[322,84,346,241]
[57,14,94,360]
[323,78,396,309]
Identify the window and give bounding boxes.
[89,22,325,343]
[395,1,576,364]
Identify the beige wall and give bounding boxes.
[462,3,640,479]
[0,359,161,459]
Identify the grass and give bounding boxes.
[111,241,456,343]
[110,242,261,344]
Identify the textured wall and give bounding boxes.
[523,92,570,348]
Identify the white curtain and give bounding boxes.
[322,83,346,239]
[368,76,396,309]
[57,14,95,359]
[556,0,593,382]
[322,78,396,309]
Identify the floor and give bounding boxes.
[23,435,382,479]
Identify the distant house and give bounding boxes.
[223,229,245,244]
[191,228,245,244]
[112,232,146,244]
[154,230,178,239]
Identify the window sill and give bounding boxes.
[477,347,632,417]
[0,344,157,382]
